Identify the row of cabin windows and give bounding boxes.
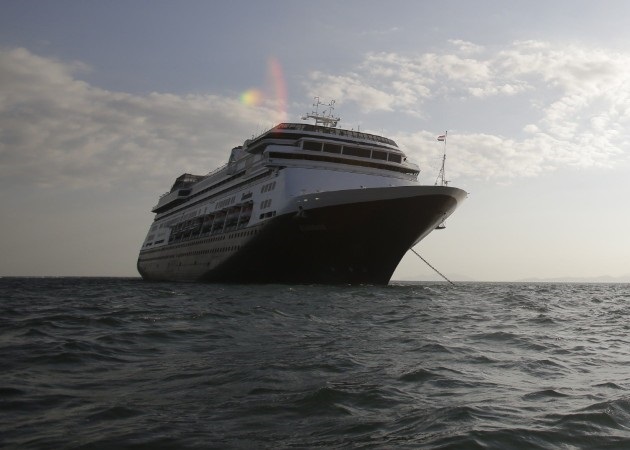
[261,181,276,193]
[141,232,229,257]
[144,244,246,269]
[147,245,243,266]
[145,238,165,247]
[302,141,402,163]
[156,170,272,221]
[216,196,235,209]
[259,210,276,220]
[139,228,261,261]
[155,170,246,214]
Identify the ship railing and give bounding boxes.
[205,162,229,179]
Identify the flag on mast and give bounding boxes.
[435,131,448,187]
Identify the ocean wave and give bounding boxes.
[2,278,630,448]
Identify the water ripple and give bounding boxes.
[2,278,630,448]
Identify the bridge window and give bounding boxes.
[343,146,371,158]
[303,141,322,151]
[372,150,388,161]
[323,143,341,154]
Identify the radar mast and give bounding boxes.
[302,97,340,128]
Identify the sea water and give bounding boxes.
[2,278,630,449]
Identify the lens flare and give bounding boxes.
[240,89,263,106]
[238,56,288,122]
[268,57,287,122]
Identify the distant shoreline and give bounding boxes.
[2,275,629,284]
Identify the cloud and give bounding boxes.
[0,47,277,190]
[3,41,629,191]
[358,26,401,37]
[306,71,399,113]
[448,39,484,55]
[394,131,547,181]
[305,41,630,180]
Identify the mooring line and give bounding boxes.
[410,248,455,286]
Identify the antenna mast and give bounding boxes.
[435,131,448,186]
[434,131,449,230]
[302,97,340,128]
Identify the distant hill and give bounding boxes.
[518,274,630,283]
[394,274,630,284]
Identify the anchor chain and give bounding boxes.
[410,248,455,286]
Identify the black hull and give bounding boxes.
[137,186,465,285]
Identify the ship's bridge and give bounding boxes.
[244,122,399,154]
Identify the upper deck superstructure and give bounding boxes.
[151,120,417,210]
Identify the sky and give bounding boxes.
[1,0,629,282]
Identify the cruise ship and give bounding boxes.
[137,101,467,284]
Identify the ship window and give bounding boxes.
[388,153,402,163]
[343,146,371,158]
[261,181,276,193]
[323,143,341,154]
[303,141,322,151]
[372,150,388,161]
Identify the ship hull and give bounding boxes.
[137,185,466,285]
